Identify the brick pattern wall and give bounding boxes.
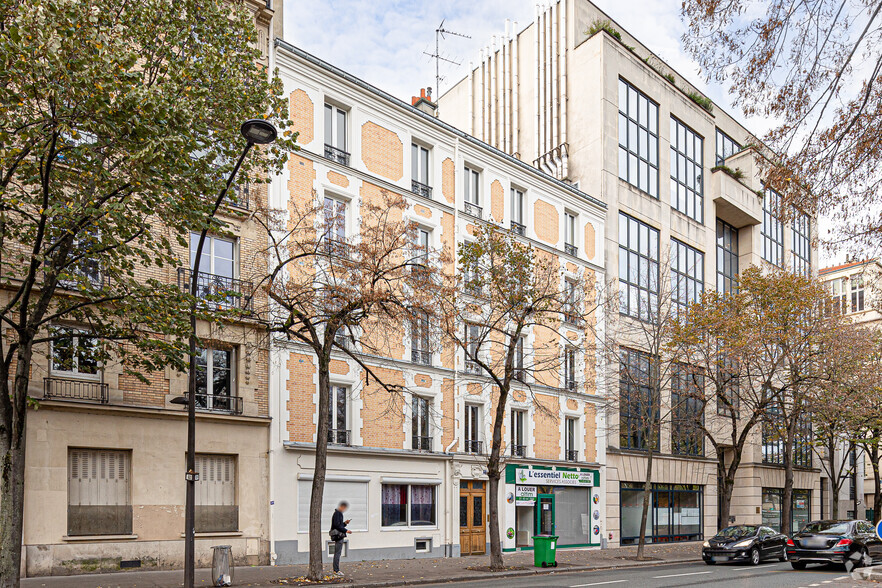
[359,367,405,448]
[533,392,561,460]
[533,199,559,245]
[289,89,315,146]
[490,179,504,224]
[286,352,317,442]
[441,158,455,205]
[584,403,597,462]
[327,170,349,188]
[361,122,403,181]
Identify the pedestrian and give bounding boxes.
[329,500,351,576]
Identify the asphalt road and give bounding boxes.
[421,560,872,588]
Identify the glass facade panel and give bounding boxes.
[553,487,590,546]
[670,118,704,222]
[619,348,658,451]
[618,213,659,321]
[670,238,704,315]
[618,79,659,198]
[716,219,739,294]
[620,483,703,544]
[792,210,811,277]
[762,488,811,533]
[762,188,784,267]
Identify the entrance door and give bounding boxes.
[459,480,486,555]
[536,494,555,536]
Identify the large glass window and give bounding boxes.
[511,188,525,234]
[670,238,704,315]
[464,404,482,453]
[621,483,703,543]
[195,348,235,413]
[412,396,431,451]
[716,219,739,294]
[463,165,482,218]
[715,129,740,166]
[670,118,704,222]
[618,79,659,197]
[852,274,865,312]
[762,406,812,468]
[762,488,811,534]
[411,309,431,365]
[553,486,590,546]
[671,365,704,457]
[619,348,658,451]
[327,385,348,444]
[792,210,811,277]
[618,213,659,321]
[411,143,431,197]
[382,484,437,527]
[324,103,349,165]
[762,188,784,267]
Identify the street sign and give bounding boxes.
[876,520,882,541]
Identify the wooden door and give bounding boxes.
[459,480,486,555]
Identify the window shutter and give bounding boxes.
[195,454,236,506]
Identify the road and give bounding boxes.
[421,560,870,588]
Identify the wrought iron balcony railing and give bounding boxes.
[177,268,253,311]
[226,182,250,210]
[412,435,432,451]
[464,360,481,375]
[44,377,108,403]
[511,444,526,457]
[328,429,351,445]
[464,439,483,454]
[511,220,526,236]
[564,243,578,256]
[562,310,582,326]
[411,180,433,199]
[412,349,432,365]
[194,393,244,415]
[324,144,351,166]
[463,201,483,218]
[565,379,577,392]
[565,449,579,462]
[321,238,352,259]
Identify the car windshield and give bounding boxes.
[716,525,757,538]
[800,521,852,535]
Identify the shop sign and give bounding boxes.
[515,468,594,487]
[515,485,537,505]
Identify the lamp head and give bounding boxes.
[240,119,278,145]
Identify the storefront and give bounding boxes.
[502,465,602,551]
[761,488,811,534]
[620,483,703,544]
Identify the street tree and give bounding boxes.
[0,1,292,585]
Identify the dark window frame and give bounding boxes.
[618,78,660,198]
[669,117,704,223]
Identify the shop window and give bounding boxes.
[195,454,237,533]
[620,482,703,544]
[553,486,590,546]
[761,488,811,534]
[381,484,437,527]
[67,448,132,536]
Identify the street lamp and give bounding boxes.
[181,119,277,588]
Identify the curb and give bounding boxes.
[342,557,703,588]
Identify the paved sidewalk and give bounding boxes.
[21,542,702,588]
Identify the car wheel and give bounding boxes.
[750,548,760,566]
[704,560,715,565]
[791,561,806,570]
[857,548,871,568]
[778,549,787,562]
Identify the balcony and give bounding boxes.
[321,238,352,259]
[710,149,763,229]
[411,180,433,200]
[565,380,577,392]
[177,268,253,311]
[511,444,526,457]
[194,393,244,415]
[464,360,481,375]
[324,144,350,166]
[463,201,483,218]
[328,429,351,445]
[464,439,483,454]
[412,435,433,451]
[226,182,250,210]
[510,220,525,236]
[565,449,579,462]
[562,311,582,327]
[44,377,108,403]
[564,243,578,256]
[411,349,432,365]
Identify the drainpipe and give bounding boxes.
[560,0,568,179]
[490,36,497,149]
[502,21,510,154]
[534,4,540,163]
[468,61,474,136]
[512,21,519,158]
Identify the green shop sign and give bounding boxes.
[515,468,594,487]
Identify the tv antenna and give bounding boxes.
[423,20,470,94]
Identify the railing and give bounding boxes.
[411,180,433,199]
[463,201,483,218]
[56,261,105,291]
[44,377,108,403]
[334,333,354,350]
[324,144,351,166]
[511,444,526,457]
[564,243,578,256]
[411,349,432,365]
[194,393,244,415]
[227,182,250,210]
[566,379,577,392]
[565,449,579,462]
[328,429,351,445]
[412,435,433,451]
[562,310,582,326]
[464,439,483,454]
[513,368,526,382]
[465,360,481,375]
[321,238,352,259]
[511,220,526,236]
[177,268,253,311]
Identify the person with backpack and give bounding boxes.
[329,501,351,576]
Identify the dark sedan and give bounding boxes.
[787,520,881,570]
[702,524,788,565]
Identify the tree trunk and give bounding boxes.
[717,460,734,529]
[487,386,508,570]
[872,453,881,524]
[828,436,838,520]
[637,445,654,560]
[781,433,794,535]
[307,355,332,581]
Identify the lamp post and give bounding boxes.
[182,119,277,588]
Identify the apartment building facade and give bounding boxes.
[16,0,280,577]
[268,40,607,565]
[438,0,820,546]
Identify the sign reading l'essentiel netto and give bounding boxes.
[515,468,594,487]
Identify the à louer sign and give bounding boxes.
[515,468,594,487]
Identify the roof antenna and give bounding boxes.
[423,20,470,95]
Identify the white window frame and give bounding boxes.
[328,385,349,443]
[411,142,431,186]
[464,403,482,452]
[564,211,577,251]
[511,408,527,456]
[50,327,101,380]
[565,417,579,457]
[190,233,237,280]
[324,103,348,152]
[380,483,439,529]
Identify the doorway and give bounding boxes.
[459,480,486,555]
[536,493,555,536]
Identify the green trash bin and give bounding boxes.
[532,535,559,567]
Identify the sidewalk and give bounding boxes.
[21,542,702,588]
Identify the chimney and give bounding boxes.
[411,87,437,116]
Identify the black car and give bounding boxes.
[787,520,881,570]
[703,525,788,565]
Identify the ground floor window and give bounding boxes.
[381,484,437,527]
[297,479,368,532]
[68,448,131,536]
[620,482,703,544]
[553,486,590,546]
[761,488,811,534]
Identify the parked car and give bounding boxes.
[702,525,788,565]
[787,520,880,570]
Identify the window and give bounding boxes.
[762,488,811,534]
[619,348,658,451]
[324,103,349,165]
[68,448,131,536]
[825,278,848,316]
[464,404,482,453]
[716,219,739,294]
[511,409,526,456]
[565,417,579,461]
[322,196,347,256]
[189,233,241,308]
[618,213,660,321]
[381,484,437,527]
[716,353,740,418]
[621,483,703,543]
[298,479,368,532]
[411,309,431,365]
[762,188,784,267]
[412,396,431,451]
[51,327,100,378]
[792,210,811,277]
[852,274,865,312]
[328,385,348,444]
[671,365,704,457]
[715,129,740,166]
[464,323,481,374]
[563,278,580,325]
[60,230,102,289]
[411,143,432,198]
[564,212,578,255]
[195,348,238,413]
[670,118,704,222]
[410,228,431,273]
[670,239,704,315]
[195,454,237,533]
[463,165,482,218]
[564,347,577,391]
[763,407,812,468]
[511,188,525,235]
[513,337,526,382]
[618,79,659,197]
